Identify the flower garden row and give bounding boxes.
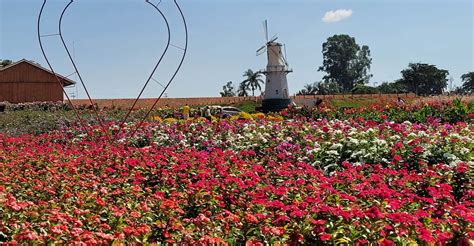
[0,102,473,244]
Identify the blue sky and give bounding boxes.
[1,0,473,98]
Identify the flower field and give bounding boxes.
[0,101,473,245]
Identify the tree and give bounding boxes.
[220,81,236,97]
[316,81,340,95]
[241,69,264,96]
[377,80,408,94]
[399,63,449,96]
[318,34,372,92]
[237,82,249,97]
[297,82,318,95]
[0,59,12,67]
[460,72,474,94]
[351,85,378,94]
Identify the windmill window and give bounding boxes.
[276,90,279,95]
[267,79,270,84]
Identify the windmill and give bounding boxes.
[256,20,293,112]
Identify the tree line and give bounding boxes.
[221,34,474,97]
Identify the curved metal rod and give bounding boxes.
[129,0,188,139]
[59,0,112,141]
[115,0,171,140]
[37,0,87,132]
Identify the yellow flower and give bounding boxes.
[267,115,283,121]
[238,112,253,120]
[408,240,418,246]
[150,115,163,122]
[194,117,208,122]
[164,118,177,123]
[251,113,266,119]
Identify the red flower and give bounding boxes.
[380,238,395,246]
[122,226,136,236]
[95,197,106,207]
[455,162,468,173]
[246,240,264,246]
[320,233,331,241]
[418,227,435,243]
[366,206,384,219]
[245,213,259,224]
[412,146,423,153]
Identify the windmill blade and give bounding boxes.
[264,20,268,42]
[269,34,277,42]
[256,47,267,56]
[256,44,266,54]
[268,36,278,43]
[283,44,289,66]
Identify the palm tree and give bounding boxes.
[237,82,249,97]
[297,83,319,95]
[242,69,264,96]
[304,83,318,95]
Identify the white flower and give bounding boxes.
[443,153,457,161]
[349,138,359,146]
[374,139,387,146]
[330,143,343,150]
[460,148,470,155]
[326,150,339,156]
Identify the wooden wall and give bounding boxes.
[0,62,64,103]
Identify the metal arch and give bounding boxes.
[128,0,188,139]
[59,0,112,141]
[37,0,88,133]
[38,0,189,141]
[115,0,172,140]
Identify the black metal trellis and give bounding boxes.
[59,0,112,141]
[127,0,188,139]
[38,0,87,133]
[37,0,188,141]
[115,0,171,140]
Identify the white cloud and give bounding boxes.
[322,9,353,23]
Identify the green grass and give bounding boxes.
[0,110,128,135]
[233,100,259,113]
[0,110,74,135]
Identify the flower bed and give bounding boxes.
[1,114,473,245]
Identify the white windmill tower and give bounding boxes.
[256,20,293,112]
